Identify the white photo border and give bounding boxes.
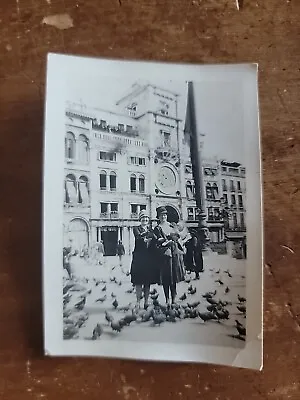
[43,54,263,370]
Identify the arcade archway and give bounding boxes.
[165,205,180,223]
[68,218,89,252]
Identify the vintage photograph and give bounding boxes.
[43,56,263,368]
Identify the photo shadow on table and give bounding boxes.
[1,93,45,359]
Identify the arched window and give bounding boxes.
[78,134,89,164]
[139,174,145,193]
[206,183,213,200]
[186,180,194,199]
[78,176,89,204]
[109,171,117,191]
[100,170,107,190]
[65,174,77,204]
[130,174,136,192]
[212,183,219,199]
[65,132,76,159]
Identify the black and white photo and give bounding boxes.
[43,55,263,369]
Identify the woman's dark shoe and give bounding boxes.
[144,303,149,310]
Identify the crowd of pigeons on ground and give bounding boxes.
[63,266,247,343]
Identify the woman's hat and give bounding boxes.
[156,206,168,218]
[139,210,149,220]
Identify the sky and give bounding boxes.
[67,75,245,163]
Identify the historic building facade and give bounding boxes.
[219,160,247,257]
[63,83,200,255]
[63,82,246,257]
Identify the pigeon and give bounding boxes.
[70,283,87,292]
[112,299,119,309]
[92,323,103,340]
[105,310,114,324]
[215,269,220,274]
[119,304,131,312]
[111,320,122,332]
[202,290,216,299]
[63,309,72,318]
[110,277,117,283]
[236,323,246,336]
[141,309,153,322]
[153,313,166,326]
[74,312,89,328]
[95,279,101,287]
[189,309,199,319]
[101,285,107,292]
[206,297,219,305]
[152,299,160,307]
[189,287,197,295]
[206,304,217,312]
[179,293,187,301]
[85,289,92,295]
[111,266,116,271]
[151,293,159,300]
[63,282,75,295]
[238,294,246,303]
[125,271,130,277]
[74,296,86,311]
[63,324,79,340]
[215,279,224,285]
[118,281,122,286]
[95,295,107,303]
[159,304,167,314]
[228,334,246,342]
[123,313,137,325]
[187,301,200,309]
[225,286,230,294]
[126,288,134,294]
[111,292,117,298]
[199,312,217,322]
[150,288,157,295]
[63,317,76,326]
[237,305,246,314]
[63,293,72,306]
[215,309,230,321]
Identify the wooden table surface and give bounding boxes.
[0,1,299,399]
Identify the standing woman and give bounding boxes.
[130,211,157,309]
[153,207,185,305]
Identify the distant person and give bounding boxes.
[80,244,89,261]
[63,238,76,279]
[184,229,204,279]
[116,240,125,266]
[97,240,105,265]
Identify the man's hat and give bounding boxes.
[156,206,168,218]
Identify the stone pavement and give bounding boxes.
[65,252,246,348]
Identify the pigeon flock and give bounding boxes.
[63,256,247,346]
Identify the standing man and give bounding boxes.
[116,240,125,266]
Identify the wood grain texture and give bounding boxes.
[0,0,299,399]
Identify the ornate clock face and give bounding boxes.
[157,166,176,194]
